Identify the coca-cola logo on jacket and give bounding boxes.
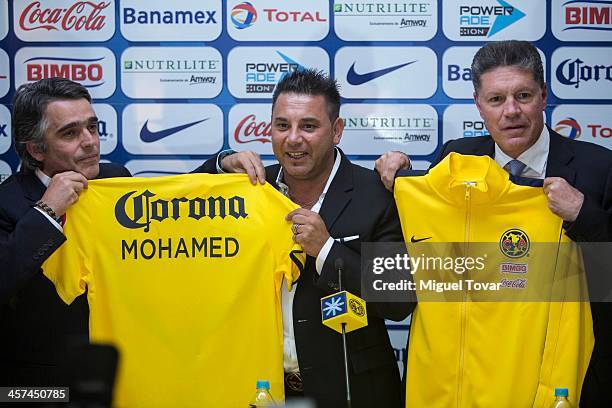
[234,114,271,144]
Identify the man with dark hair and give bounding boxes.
[0,77,130,386]
[195,69,411,407]
[376,40,612,407]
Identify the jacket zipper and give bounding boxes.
[458,182,475,408]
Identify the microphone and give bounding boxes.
[320,259,368,334]
[320,258,368,408]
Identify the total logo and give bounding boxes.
[228,104,273,154]
[122,104,223,155]
[231,1,257,29]
[552,47,612,99]
[227,47,329,99]
[552,105,612,151]
[14,0,115,42]
[227,0,329,41]
[443,0,545,41]
[552,0,612,41]
[15,47,116,99]
[120,0,221,41]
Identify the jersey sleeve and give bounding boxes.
[41,213,90,305]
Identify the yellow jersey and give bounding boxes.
[43,173,304,408]
[395,153,593,408]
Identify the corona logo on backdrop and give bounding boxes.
[231,2,257,29]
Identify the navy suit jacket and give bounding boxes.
[432,128,612,407]
[0,163,131,386]
[195,151,413,408]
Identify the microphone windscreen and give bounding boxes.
[334,258,344,271]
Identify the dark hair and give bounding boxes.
[272,69,341,121]
[12,77,92,171]
[471,40,544,93]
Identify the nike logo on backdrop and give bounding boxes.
[410,236,432,243]
[346,60,417,85]
[139,118,209,143]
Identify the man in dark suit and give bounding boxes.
[0,78,130,386]
[376,40,612,407]
[195,69,411,407]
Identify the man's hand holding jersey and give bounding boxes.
[286,208,330,257]
[40,171,89,217]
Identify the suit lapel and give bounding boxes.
[18,173,46,203]
[318,153,353,233]
[478,137,496,158]
[545,128,577,185]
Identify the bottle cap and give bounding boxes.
[256,380,270,389]
[555,388,569,397]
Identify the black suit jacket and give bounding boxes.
[195,151,412,408]
[0,163,131,386]
[433,128,612,407]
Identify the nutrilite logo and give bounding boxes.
[115,190,248,232]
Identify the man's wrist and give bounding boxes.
[216,149,237,173]
[35,200,62,223]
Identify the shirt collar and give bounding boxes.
[494,125,549,179]
[275,147,341,214]
[35,168,52,187]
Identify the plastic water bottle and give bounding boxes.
[549,388,572,408]
[248,380,277,407]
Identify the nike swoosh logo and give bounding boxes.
[346,60,417,86]
[410,236,432,243]
[139,118,209,143]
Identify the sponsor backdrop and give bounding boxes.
[1,0,612,372]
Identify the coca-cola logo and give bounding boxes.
[19,1,110,32]
[234,114,271,144]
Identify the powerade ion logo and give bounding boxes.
[246,51,304,93]
[231,2,257,29]
[499,229,530,258]
[555,117,582,139]
[459,0,525,37]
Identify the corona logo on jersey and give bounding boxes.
[555,117,582,140]
[231,2,257,29]
[114,190,248,232]
[499,228,530,258]
[19,1,110,32]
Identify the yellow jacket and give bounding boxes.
[395,153,593,407]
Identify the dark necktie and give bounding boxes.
[505,159,526,177]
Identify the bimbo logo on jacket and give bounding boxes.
[14,0,115,41]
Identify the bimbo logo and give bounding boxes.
[25,57,104,86]
[234,114,271,144]
[115,190,248,232]
[19,1,110,31]
[564,1,612,30]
